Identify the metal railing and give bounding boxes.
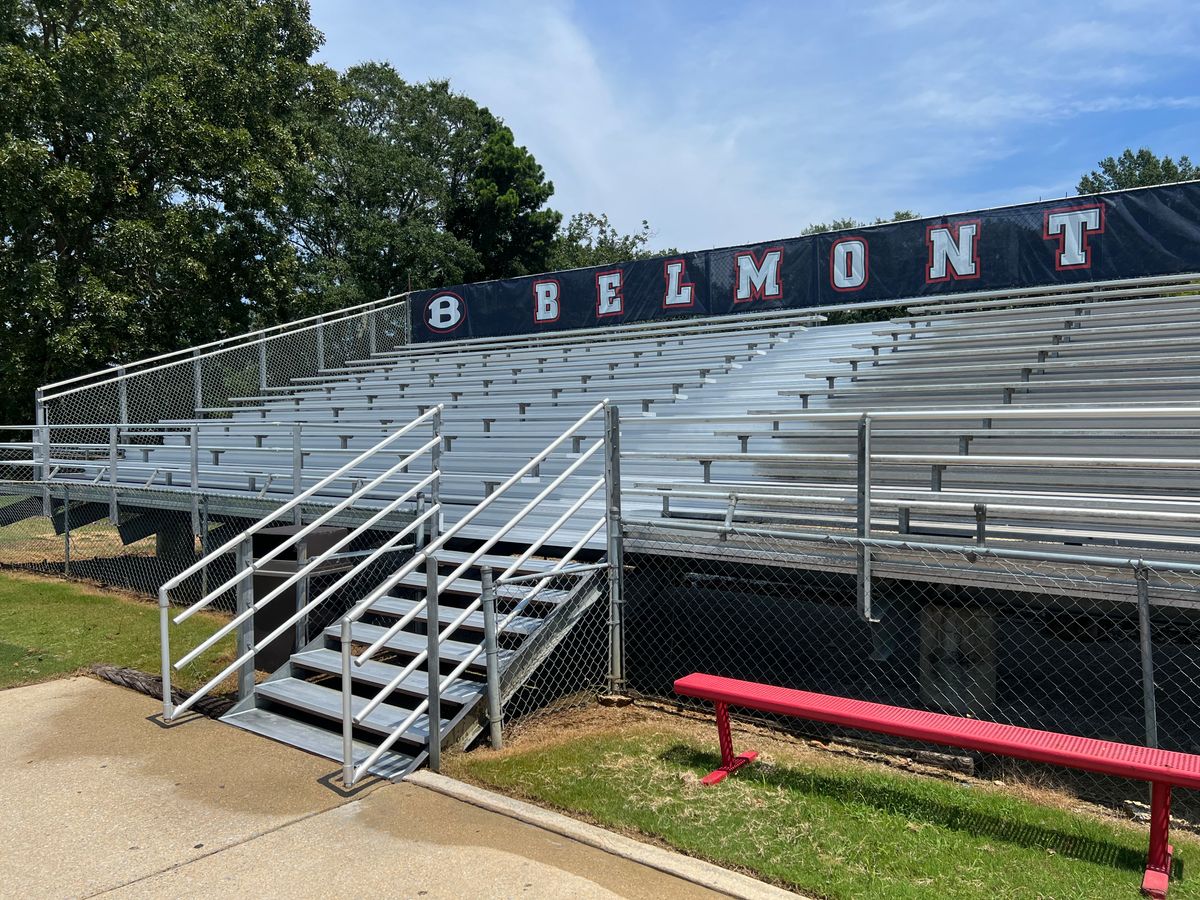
[157,405,443,721]
[0,418,434,522]
[622,403,1200,623]
[37,295,410,429]
[338,400,619,786]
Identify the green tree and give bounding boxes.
[0,0,331,424]
[548,212,674,270]
[801,210,920,235]
[447,123,561,281]
[1078,148,1198,194]
[287,63,562,306]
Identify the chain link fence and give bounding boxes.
[621,520,1200,821]
[499,567,613,730]
[37,299,409,429]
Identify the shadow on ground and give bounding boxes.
[659,744,1173,879]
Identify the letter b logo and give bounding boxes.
[425,292,465,333]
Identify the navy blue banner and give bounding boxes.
[410,181,1200,343]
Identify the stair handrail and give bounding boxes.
[349,458,605,728]
[336,401,608,647]
[339,401,612,784]
[158,405,443,721]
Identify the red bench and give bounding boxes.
[675,672,1200,899]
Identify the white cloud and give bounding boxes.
[310,0,1200,251]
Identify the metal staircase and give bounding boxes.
[156,403,619,783]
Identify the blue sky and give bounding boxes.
[308,0,1200,252]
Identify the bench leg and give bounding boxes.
[701,702,758,786]
[1142,781,1174,899]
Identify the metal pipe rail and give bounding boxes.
[621,402,1200,621]
[620,404,1200,427]
[39,295,410,400]
[623,515,1200,578]
[902,272,1200,316]
[337,308,824,365]
[338,401,616,786]
[336,401,607,648]
[156,405,442,721]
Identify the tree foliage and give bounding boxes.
[0,0,331,423]
[1078,148,1198,194]
[0,3,658,423]
[548,212,671,270]
[289,63,562,310]
[800,210,920,235]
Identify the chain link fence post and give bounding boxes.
[604,403,626,694]
[425,552,441,772]
[856,413,876,623]
[481,566,503,750]
[1136,563,1159,749]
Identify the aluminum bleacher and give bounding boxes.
[11,268,1200,786]
[619,274,1200,584]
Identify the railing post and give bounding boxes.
[192,351,203,414]
[295,538,309,649]
[481,567,503,750]
[235,541,255,701]
[117,366,128,424]
[159,587,174,720]
[62,484,71,578]
[430,407,442,535]
[414,493,427,549]
[341,617,354,786]
[316,316,326,372]
[292,424,303,526]
[36,397,50,516]
[425,553,442,771]
[857,413,877,623]
[108,425,119,524]
[199,494,210,597]
[603,403,626,694]
[369,311,378,356]
[258,340,268,391]
[189,424,200,534]
[1136,564,1159,749]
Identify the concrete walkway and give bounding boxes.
[0,678,734,899]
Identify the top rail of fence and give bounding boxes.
[39,293,410,401]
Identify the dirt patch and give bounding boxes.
[0,516,157,566]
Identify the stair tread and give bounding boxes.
[291,649,486,704]
[393,570,572,604]
[435,549,563,573]
[255,677,449,740]
[371,595,542,637]
[326,621,514,669]
[221,707,415,779]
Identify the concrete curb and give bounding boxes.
[406,770,803,900]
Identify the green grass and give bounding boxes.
[0,571,234,691]
[449,719,1198,900]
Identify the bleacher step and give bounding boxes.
[370,595,542,636]
[290,648,486,705]
[327,621,515,669]
[390,571,571,605]
[221,707,415,779]
[255,677,448,740]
